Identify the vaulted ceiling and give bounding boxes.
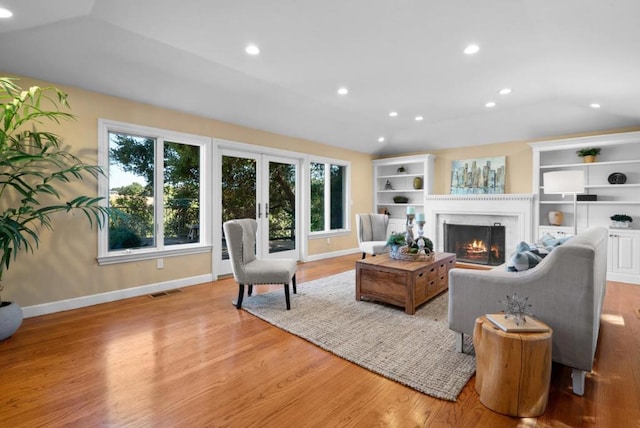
[1,0,640,155]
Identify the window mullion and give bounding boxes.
[156,138,165,248]
[324,163,331,232]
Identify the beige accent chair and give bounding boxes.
[223,219,297,310]
[448,227,608,396]
[355,213,390,259]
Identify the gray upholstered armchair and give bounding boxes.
[223,219,298,310]
[355,213,390,259]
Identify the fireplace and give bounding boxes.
[444,223,505,266]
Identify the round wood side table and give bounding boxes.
[473,315,553,417]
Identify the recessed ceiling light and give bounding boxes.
[245,44,260,55]
[378,137,385,143]
[389,111,398,117]
[0,7,13,18]
[464,44,480,55]
[415,116,424,121]
[499,88,512,95]
[485,101,496,108]
[337,87,348,96]
[590,103,601,109]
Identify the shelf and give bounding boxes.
[586,183,640,189]
[377,189,424,193]
[540,183,640,190]
[540,200,640,205]
[378,173,424,179]
[540,159,640,169]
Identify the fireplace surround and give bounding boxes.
[424,194,534,257]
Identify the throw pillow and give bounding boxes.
[506,233,573,272]
[506,249,543,272]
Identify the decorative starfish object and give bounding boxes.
[500,293,533,325]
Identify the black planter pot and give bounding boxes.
[0,301,23,341]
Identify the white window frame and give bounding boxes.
[307,156,351,239]
[97,119,212,265]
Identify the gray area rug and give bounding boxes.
[241,270,476,401]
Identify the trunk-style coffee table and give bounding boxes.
[355,252,456,315]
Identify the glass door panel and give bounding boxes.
[220,153,258,261]
[265,157,298,258]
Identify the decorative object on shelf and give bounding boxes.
[393,195,409,204]
[543,170,585,235]
[610,214,633,228]
[548,210,564,226]
[397,166,407,174]
[413,176,423,189]
[499,293,534,326]
[450,156,505,195]
[576,147,601,163]
[607,172,627,185]
[378,208,390,216]
[577,194,597,201]
[384,180,393,190]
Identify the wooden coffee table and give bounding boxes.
[355,252,456,314]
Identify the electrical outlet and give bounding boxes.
[327,237,331,244]
[157,258,164,269]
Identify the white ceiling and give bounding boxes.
[1,0,640,155]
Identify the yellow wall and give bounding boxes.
[402,127,640,195]
[432,140,532,194]
[4,73,638,308]
[1,74,373,307]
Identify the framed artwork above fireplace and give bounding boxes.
[450,156,505,194]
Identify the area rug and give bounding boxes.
[241,270,476,401]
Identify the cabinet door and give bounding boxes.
[608,232,640,276]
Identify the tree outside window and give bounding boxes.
[310,161,347,233]
[108,132,200,251]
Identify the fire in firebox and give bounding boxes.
[444,223,506,266]
[459,239,501,262]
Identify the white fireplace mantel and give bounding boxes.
[425,194,535,252]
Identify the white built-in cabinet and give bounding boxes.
[530,131,640,284]
[372,154,435,236]
[608,229,640,283]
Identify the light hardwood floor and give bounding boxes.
[1,254,638,427]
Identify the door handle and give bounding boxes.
[266,203,269,218]
[258,203,261,218]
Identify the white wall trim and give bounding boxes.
[305,247,360,262]
[22,274,214,318]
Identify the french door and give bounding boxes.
[218,149,300,275]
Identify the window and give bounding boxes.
[98,120,210,264]
[309,158,350,235]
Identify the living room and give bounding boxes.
[1,1,640,426]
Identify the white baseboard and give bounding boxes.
[607,272,640,285]
[22,274,214,318]
[305,247,360,262]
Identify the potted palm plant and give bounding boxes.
[576,147,601,163]
[0,77,111,340]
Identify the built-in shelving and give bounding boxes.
[372,154,435,234]
[530,131,640,284]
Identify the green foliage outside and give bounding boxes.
[108,134,200,249]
